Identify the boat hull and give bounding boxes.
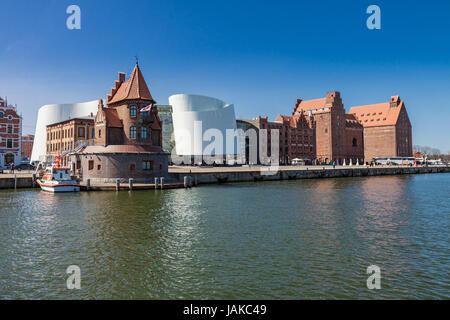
[37,180,80,193]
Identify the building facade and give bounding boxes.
[21,134,34,161]
[349,96,412,161]
[70,63,168,183]
[287,91,364,165]
[0,96,22,166]
[157,105,175,154]
[169,94,240,163]
[239,91,364,165]
[46,117,95,165]
[31,100,99,162]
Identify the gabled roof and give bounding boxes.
[295,98,327,111]
[103,108,122,128]
[349,97,405,127]
[108,64,156,105]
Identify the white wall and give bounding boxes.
[169,94,240,156]
[30,100,99,162]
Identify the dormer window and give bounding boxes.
[130,105,137,117]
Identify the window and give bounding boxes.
[130,105,137,117]
[352,138,357,147]
[92,128,95,138]
[97,164,101,171]
[98,129,101,138]
[143,160,153,171]
[7,124,13,134]
[129,163,136,171]
[141,127,147,139]
[130,126,136,139]
[78,127,85,137]
[0,111,3,118]
[88,160,94,170]
[8,115,12,120]
[7,139,12,148]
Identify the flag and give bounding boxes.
[140,105,152,112]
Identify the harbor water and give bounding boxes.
[0,173,449,299]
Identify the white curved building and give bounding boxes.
[169,94,240,157]
[30,100,99,162]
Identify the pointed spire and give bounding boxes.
[108,63,156,105]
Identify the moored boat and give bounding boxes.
[37,157,80,193]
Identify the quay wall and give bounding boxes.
[0,176,36,189]
[169,166,450,185]
[0,166,449,190]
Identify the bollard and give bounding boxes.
[86,178,91,191]
[116,178,120,191]
[129,178,134,191]
[32,173,36,188]
[160,177,165,190]
[14,174,17,189]
[154,177,159,189]
[184,176,188,188]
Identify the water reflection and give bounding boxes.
[0,173,448,299]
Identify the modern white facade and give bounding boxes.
[169,94,241,158]
[30,100,99,162]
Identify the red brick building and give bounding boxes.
[0,96,22,166]
[21,134,34,161]
[349,96,412,161]
[70,63,168,183]
[278,91,364,164]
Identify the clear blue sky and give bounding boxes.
[1,0,449,152]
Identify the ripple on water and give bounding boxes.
[0,173,449,299]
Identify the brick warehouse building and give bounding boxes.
[70,63,168,183]
[238,91,365,165]
[0,96,22,167]
[349,95,412,161]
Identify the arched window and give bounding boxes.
[130,126,136,139]
[352,138,357,147]
[130,105,137,117]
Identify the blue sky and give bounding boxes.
[1,0,449,152]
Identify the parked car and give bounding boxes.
[15,163,36,171]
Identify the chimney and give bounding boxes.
[98,99,104,111]
[118,72,125,83]
[390,95,400,108]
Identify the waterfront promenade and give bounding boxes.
[0,165,449,190]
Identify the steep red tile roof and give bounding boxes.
[108,64,156,104]
[103,108,122,128]
[295,98,327,111]
[349,96,404,127]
